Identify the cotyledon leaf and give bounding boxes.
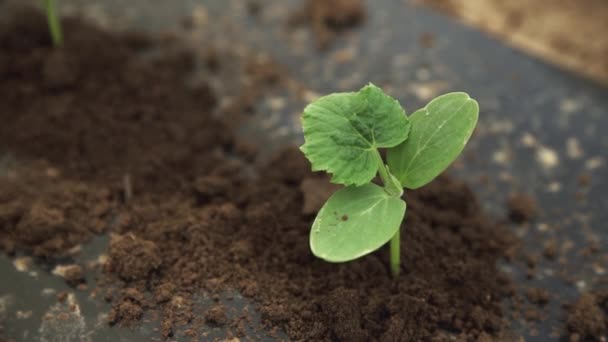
[310,183,406,262]
[300,84,411,186]
[386,92,479,189]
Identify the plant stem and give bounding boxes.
[374,150,402,197]
[390,228,400,277]
[42,0,63,47]
[374,150,390,185]
[375,150,404,278]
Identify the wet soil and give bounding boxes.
[0,7,531,341]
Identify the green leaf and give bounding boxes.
[387,92,479,189]
[310,183,406,262]
[300,84,411,186]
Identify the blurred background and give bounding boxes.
[419,0,608,86]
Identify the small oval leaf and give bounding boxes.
[310,183,406,262]
[300,84,411,186]
[387,92,479,189]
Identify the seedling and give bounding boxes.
[42,0,63,47]
[300,84,479,277]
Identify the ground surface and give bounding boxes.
[1,0,607,341]
[0,6,516,341]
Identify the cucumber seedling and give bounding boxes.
[42,0,63,47]
[300,84,479,277]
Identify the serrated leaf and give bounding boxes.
[300,84,411,186]
[310,183,406,262]
[387,92,479,189]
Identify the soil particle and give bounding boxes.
[526,288,551,306]
[153,282,176,304]
[578,173,591,187]
[523,308,543,322]
[161,295,193,337]
[107,234,162,282]
[108,288,147,327]
[543,238,558,260]
[53,264,85,287]
[56,291,68,304]
[566,292,607,340]
[260,304,289,324]
[288,0,366,49]
[121,288,146,304]
[506,192,538,223]
[17,205,68,247]
[205,304,229,326]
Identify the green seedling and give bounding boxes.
[300,84,479,277]
[42,0,63,47]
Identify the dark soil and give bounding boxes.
[108,288,147,326]
[0,163,116,257]
[106,234,162,282]
[59,264,85,287]
[0,6,225,195]
[0,7,524,341]
[526,288,550,306]
[566,291,608,341]
[205,304,229,326]
[506,192,538,223]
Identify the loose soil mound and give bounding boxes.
[0,8,517,340]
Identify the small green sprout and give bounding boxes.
[300,84,479,277]
[42,0,63,47]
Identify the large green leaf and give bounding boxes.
[387,92,479,189]
[300,84,411,186]
[310,183,406,262]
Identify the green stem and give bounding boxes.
[374,150,401,197]
[390,227,400,277]
[42,0,63,47]
[374,150,404,278]
[373,150,388,181]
